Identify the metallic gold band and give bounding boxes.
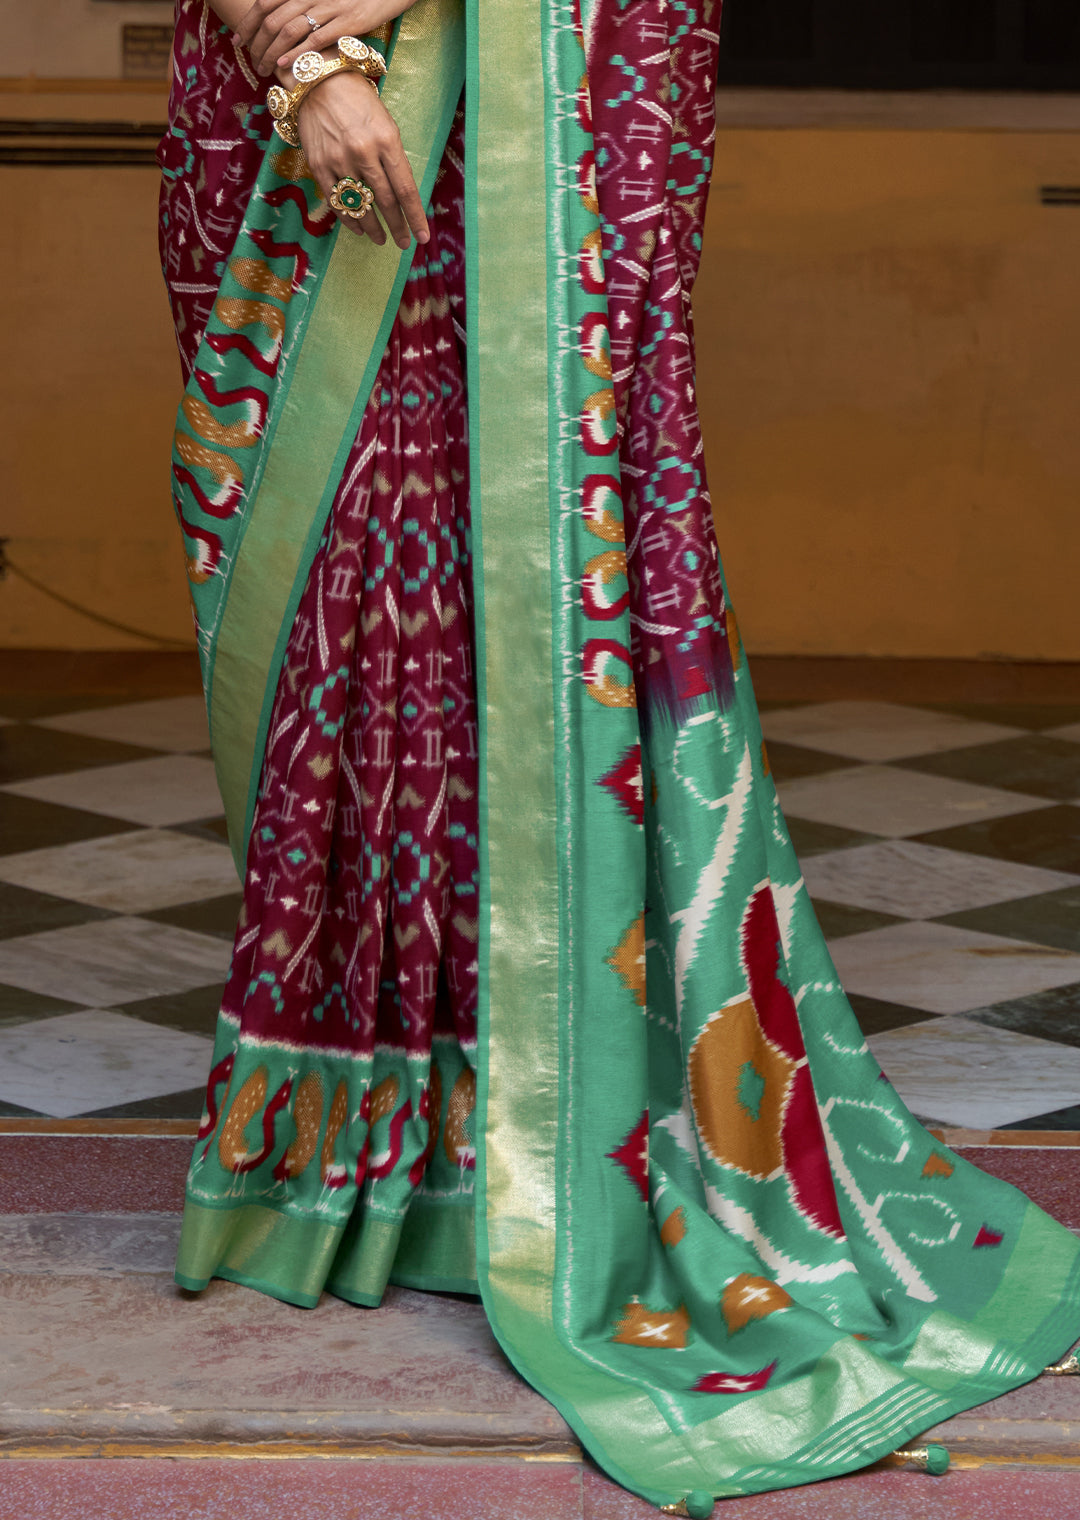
[266,39,386,148]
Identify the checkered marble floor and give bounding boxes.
[0,690,1079,1129]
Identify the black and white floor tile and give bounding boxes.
[0,689,1078,1129]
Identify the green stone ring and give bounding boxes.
[330,176,374,220]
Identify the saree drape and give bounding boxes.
[160,1,1080,1510]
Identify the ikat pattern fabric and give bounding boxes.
[153,0,1080,1507]
[189,115,481,1235]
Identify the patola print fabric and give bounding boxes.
[161,0,1080,1509]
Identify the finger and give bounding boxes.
[336,197,386,245]
[357,208,387,246]
[273,10,335,70]
[359,161,412,250]
[333,208,367,239]
[249,0,312,74]
[383,148,430,245]
[324,163,387,244]
[279,13,342,69]
[240,0,292,61]
[235,0,268,47]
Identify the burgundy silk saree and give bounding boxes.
[159,0,1080,1510]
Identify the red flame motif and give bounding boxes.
[608,1111,650,1200]
[694,1361,777,1396]
[599,744,644,825]
[742,889,845,1240]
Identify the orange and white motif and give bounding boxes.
[721,1274,793,1335]
[612,1299,691,1349]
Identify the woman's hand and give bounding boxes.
[236,0,418,76]
[295,70,429,249]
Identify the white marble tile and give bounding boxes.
[759,700,1022,762]
[1,755,223,827]
[37,696,209,754]
[867,1015,1080,1129]
[0,917,230,1005]
[0,1009,213,1119]
[828,920,1080,1015]
[1047,722,1080,745]
[777,764,1051,838]
[802,840,1078,919]
[0,830,237,913]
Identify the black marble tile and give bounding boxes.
[0,1097,48,1117]
[846,993,938,1037]
[764,741,858,784]
[80,1086,205,1120]
[0,794,140,857]
[0,727,161,785]
[1007,1101,1080,1131]
[922,702,1080,732]
[934,884,1080,954]
[811,898,905,940]
[0,693,151,722]
[911,805,1080,875]
[144,893,241,943]
[116,983,223,1037]
[0,983,84,1027]
[0,881,115,942]
[898,735,1080,801]
[173,817,232,846]
[958,982,1080,1048]
[784,816,884,859]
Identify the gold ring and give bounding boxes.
[330,176,374,219]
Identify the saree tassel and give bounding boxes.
[1045,1347,1080,1375]
[659,1493,714,1518]
[890,1445,951,1474]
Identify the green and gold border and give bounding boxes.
[209,0,466,868]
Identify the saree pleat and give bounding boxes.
[161,0,1080,1509]
[170,60,479,1301]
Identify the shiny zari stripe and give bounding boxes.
[172,0,465,870]
[467,0,659,1504]
[465,0,561,1372]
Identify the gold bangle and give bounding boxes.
[266,38,386,148]
[337,34,387,79]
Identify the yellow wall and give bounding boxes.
[2,91,1079,656]
[696,120,1080,659]
[1,87,193,648]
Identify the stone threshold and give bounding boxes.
[4,1118,1078,1145]
[1,1214,1076,1464]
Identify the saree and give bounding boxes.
[159,1,1080,1511]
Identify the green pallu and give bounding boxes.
[169,0,1080,1509]
[467,0,1080,1508]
